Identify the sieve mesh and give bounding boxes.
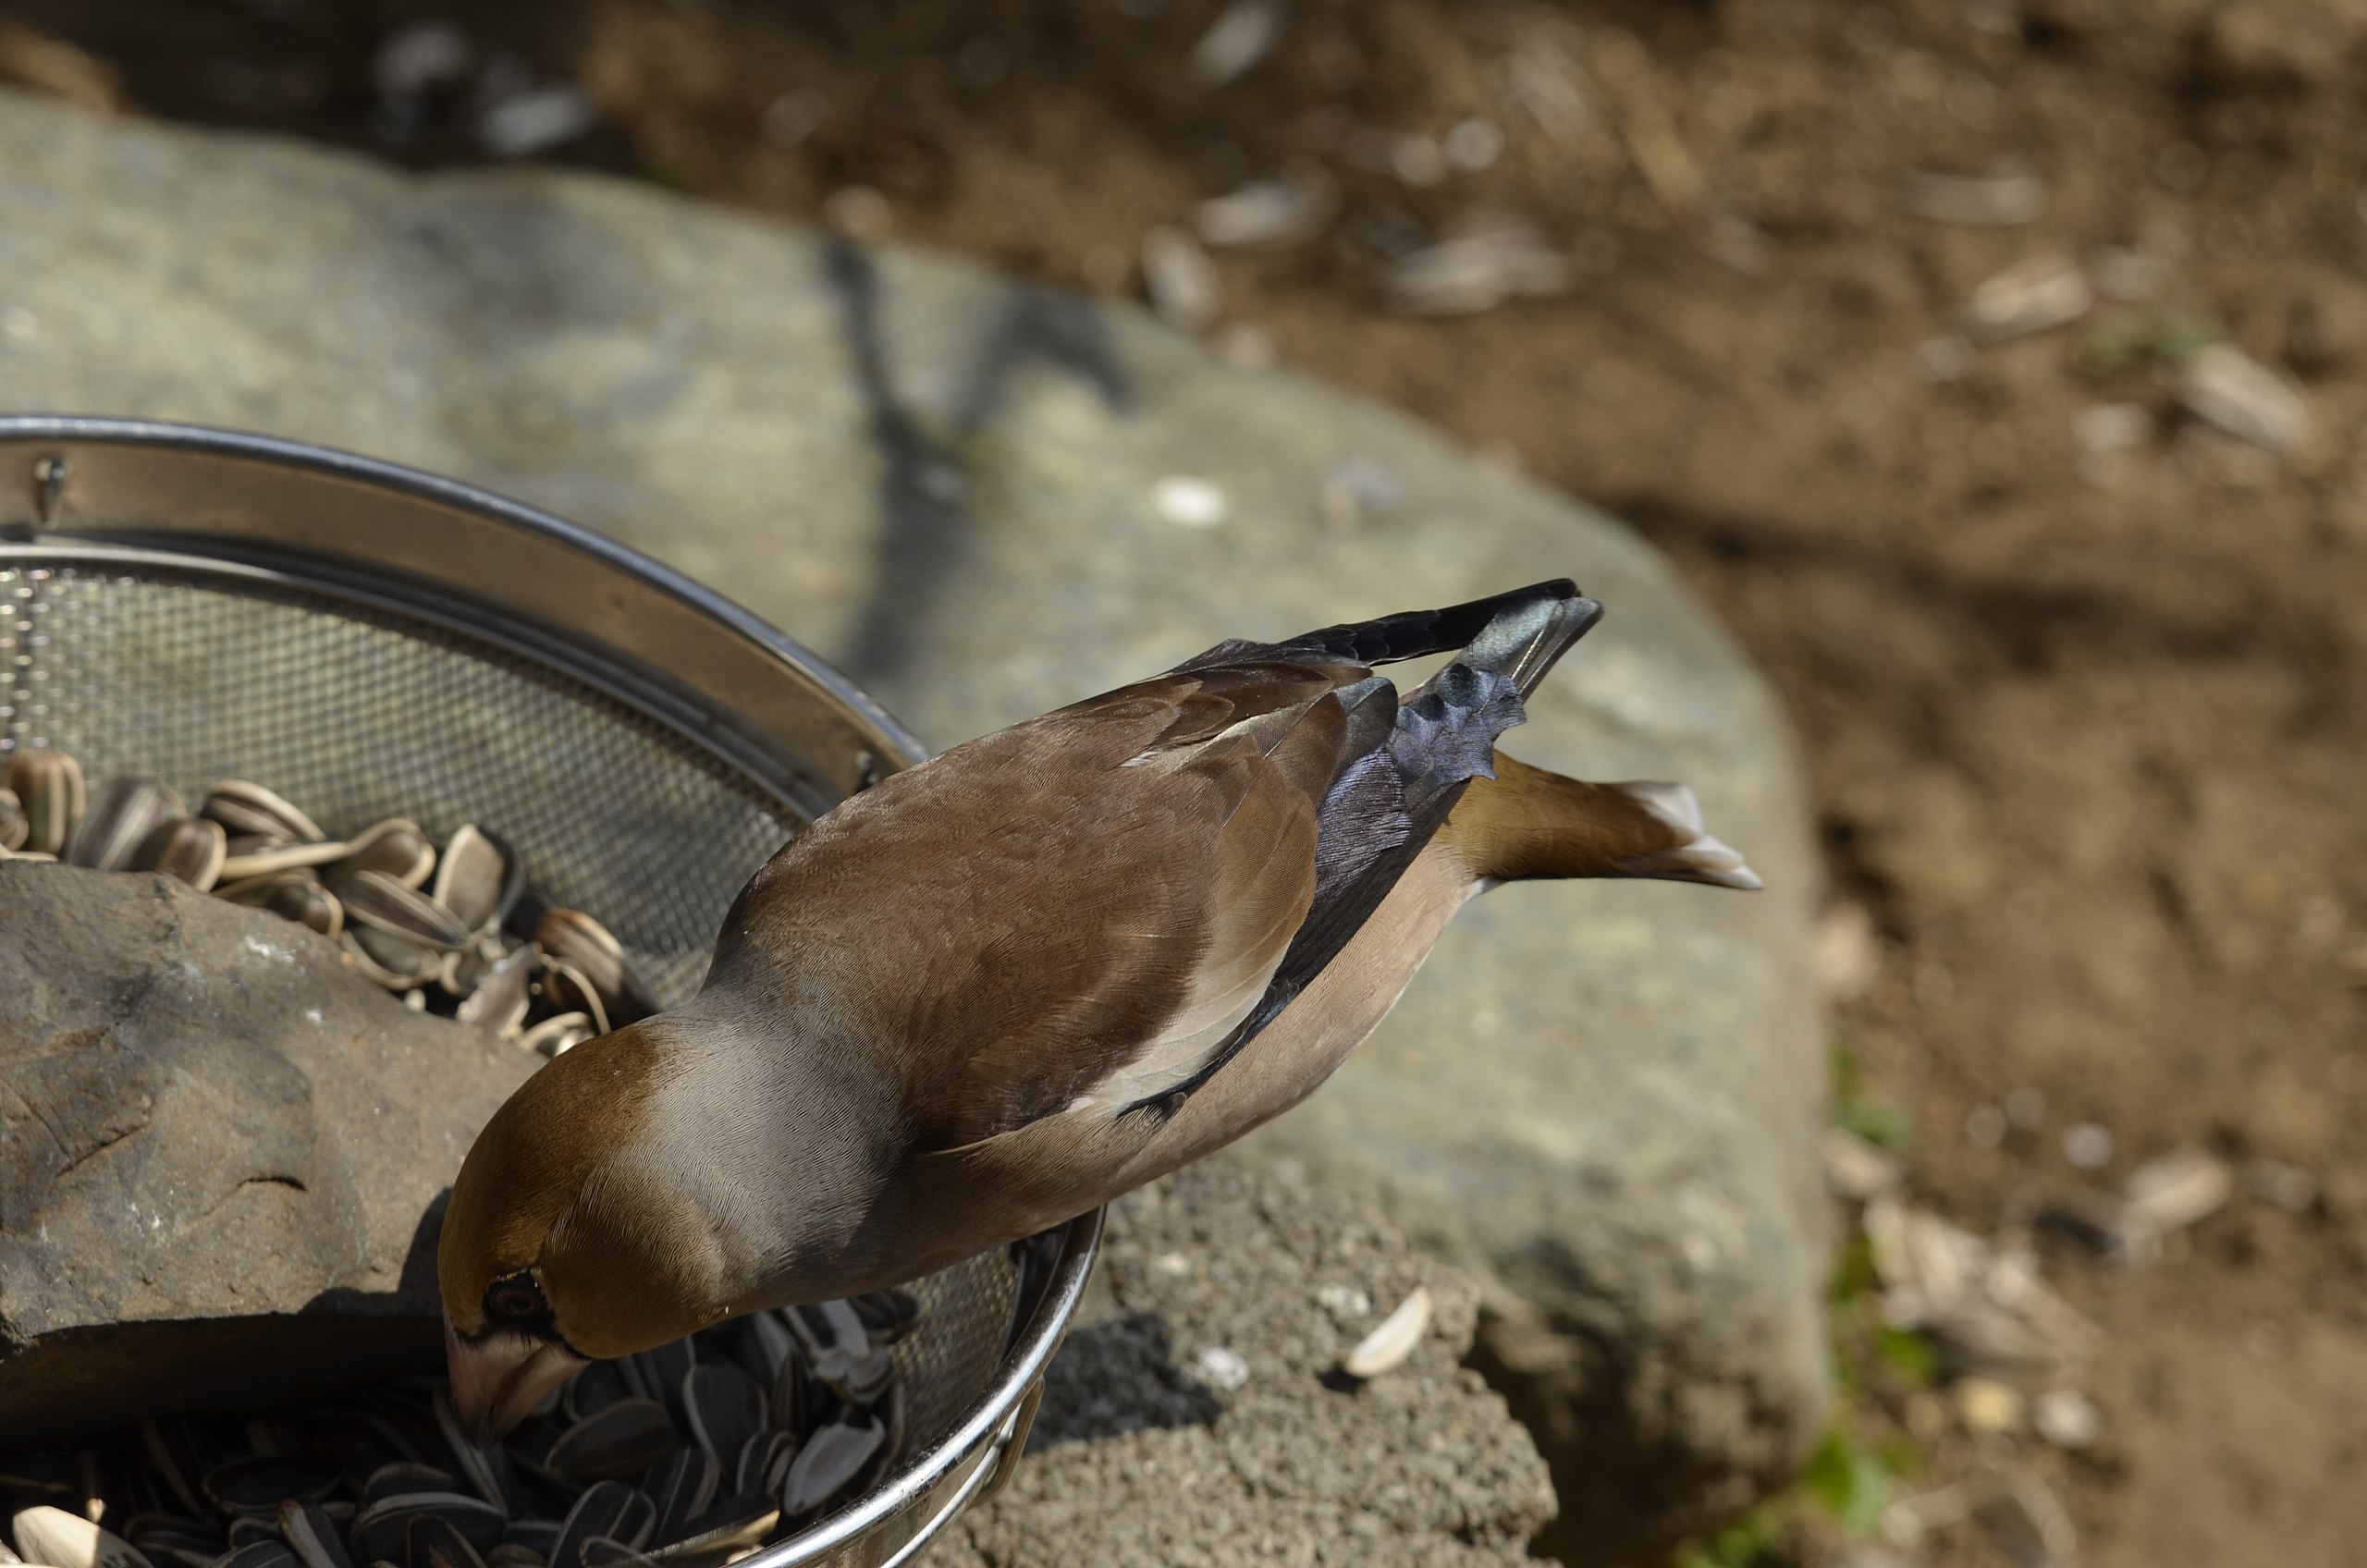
[0,553,1029,1496]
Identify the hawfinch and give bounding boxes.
[439,581,1758,1439]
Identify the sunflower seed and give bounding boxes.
[642,1497,773,1566]
[275,1501,352,1568]
[546,1485,649,1568]
[847,1289,922,1347]
[1962,254,2092,343]
[131,817,228,891]
[537,960,609,1037]
[228,1517,288,1550]
[430,827,513,934]
[516,1012,595,1059]
[1141,227,1221,334]
[66,778,183,871]
[122,1518,218,1560]
[2178,343,2309,453]
[346,927,440,988]
[638,1451,716,1548]
[0,786,25,851]
[456,946,535,1036]
[574,1543,655,1568]
[681,1370,767,1470]
[532,913,638,1025]
[6,749,84,854]
[1195,176,1334,249]
[561,1365,629,1425]
[338,820,435,889]
[543,1404,675,1489]
[778,1418,881,1516]
[1380,222,1570,315]
[403,1515,486,1568]
[728,1433,788,1507]
[202,1456,340,1515]
[216,1543,298,1568]
[1343,1286,1432,1378]
[13,1507,151,1568]
[261,876,344,939]
[217,839,355,882]
[346,1497,503,1568]
[200,782,325,845]
[1187,0,1282,88]
[141,1420,210,1518]
[429,1394,507,1511]
[340,870,472,950]
[362,1470,455,1508]
[483,1549,543,1568]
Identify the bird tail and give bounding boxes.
[1442,754,1762,889]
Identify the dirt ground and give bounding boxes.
[5,2,2363,1564]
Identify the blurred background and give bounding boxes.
[1,1,2360,1564]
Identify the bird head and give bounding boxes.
[436,1021,729,1443]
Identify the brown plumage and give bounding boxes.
[437,581,1760,1439]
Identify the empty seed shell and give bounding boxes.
[681,1369,767,1469]
[346,1498,503,1568]
[779,1419,881,1516]
[131,817,227,890]
[343,870,472,951]
[67,777,183,871]
[264,876,344,940]
[218,1543,298,1568]
[643,1498,773,1567]
[277,1501,355,1568]
[346,927,440,988]
[201,782,325,845]
[543,1403,676,1488]
[538,959,610,1037]
[516,1012,595,1060]
[362,1469,457,1508]
[533,913,634,1024]
[846,1289,921,1347]
[431,827,512,935]
[563,1363,632,1425]
[546,1485,650,1568]
[1343,1286,1432,1378]
[339,821,435,889]
[456,946,535,1036]
[13,1507,151,1568]
[729,1434,788,1506]
[0,786,25,851]
[6,750,84,855]
[640,1451,717,1548]
[429,1393,508,1511]
[404,1516,487,1568]
[218,839,355,883]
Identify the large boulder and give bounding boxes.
[0,92,1826,1556]
[0,864,536,1444]
[949,1158,1558,1567]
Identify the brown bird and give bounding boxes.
[438,580,1758,1439]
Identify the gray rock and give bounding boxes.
[0,863,536,1444]
[0,92,1826,1555]
[945,1157,1558,1567]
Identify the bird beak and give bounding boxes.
[444,1312,587,1446]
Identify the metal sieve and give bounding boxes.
[0,415,1101,1568]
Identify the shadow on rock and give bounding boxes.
[1027,1311,1223,1450]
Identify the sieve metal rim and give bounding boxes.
[0,415,1106,1563]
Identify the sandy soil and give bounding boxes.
[5,2,2363,1563]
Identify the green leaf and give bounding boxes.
[1839,1096,1917,1154]
[1801,1429,1896,1538]
[1874,1326,1939,1390]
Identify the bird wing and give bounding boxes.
[709,582,1600,1151]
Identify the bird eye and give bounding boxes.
[484,1275,546,1324]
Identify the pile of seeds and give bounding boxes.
[2,747,936,1568]
[0,1292,922,1568]
[0,750,642,1059]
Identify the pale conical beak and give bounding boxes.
[444,1312,587,1446]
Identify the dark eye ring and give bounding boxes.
[484,1275,546,1323]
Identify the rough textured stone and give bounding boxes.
[0,93,1826,1553]
[0,863,535,1444]
[945,1158,1558,1568]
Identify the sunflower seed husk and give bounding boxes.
[261,876,345,940]
[1961,254,2092,344]
[537,960,609,1037]
[532,913,634,1024]
[643,1498,773,1567]
[346,1497,503,1568]
[201,782,325,845]
[140,1420,210,1518]
[217,1542,298,1568]
[778,1419,881,1516]
[456,946,535,1036]
[6,749,85,855]
[12,1506,151,1568]
[346,927,440,989]
[131,817,228,891]
[66,778,183,871]
[218,839,356,882]
[546,1485,649,1568]
[846,1289,922,1347]
[431,827,513,935]
[342,870,472,951]
[121,1517,217,1559]
[403,1515,487,1568]
[428,1394,506,1512]
[0,786,26,851]
[730,1435,788,1507]
[484,1548,544,1568]
[516,1012,595,1060]
[542,1403,675,1489]
[681,1369,767,1470]
[575,1542,656,1568]
[562,1364,631,1425]
[1342,1285,1432,1378]
[639,1452,716,1550]
[362,1470,456,1509]
[203,1456,341,1515]
[276,1501,354,1568]
[2178,342,2309,453]
[338,821,435,889]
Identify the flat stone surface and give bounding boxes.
[0,93,1826,1554]
[941,1157,1557,1568]
[0,863,536,1444]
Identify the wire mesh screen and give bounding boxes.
[0,561,792,1005]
